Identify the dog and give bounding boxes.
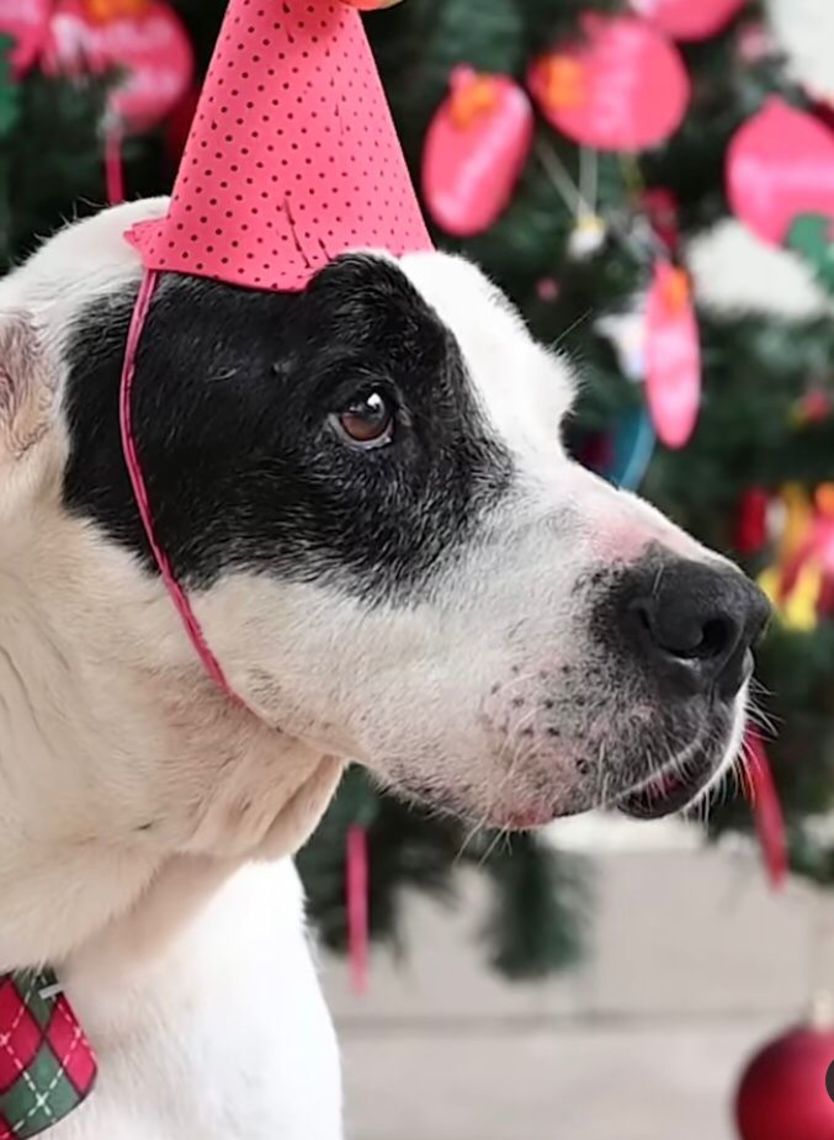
[0,197,768,1138]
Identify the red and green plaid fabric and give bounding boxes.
[0,972,97,1139]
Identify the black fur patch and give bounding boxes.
[62,254,514,600]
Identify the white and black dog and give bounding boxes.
[0,198,767,1139]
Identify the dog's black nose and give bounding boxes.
[626,561,771,698]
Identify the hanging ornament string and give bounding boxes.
[104,116,125,205]
[346,823,370,995]
[535,138,664,269]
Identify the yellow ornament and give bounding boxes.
[777,483,814,561]
[781,561,823,632]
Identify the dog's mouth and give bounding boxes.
[615,754,720,820]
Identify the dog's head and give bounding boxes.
[0,199,768,855]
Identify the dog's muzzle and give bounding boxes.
[611,558,770,819]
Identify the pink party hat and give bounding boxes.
[126,0,432,290]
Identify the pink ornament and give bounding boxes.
[0,0,50,77]
[43,0,193,132]
[736,19,776,65]
[528,14,689,152]
[727,98,834,246]
[536,277,561,302]
[422,67,533,238]
[633,0,746,42]
[645,261,701,448]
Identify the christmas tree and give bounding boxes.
[2,0,833,976]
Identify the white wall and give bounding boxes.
[323,831,829,1140]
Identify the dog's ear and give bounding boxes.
[0,312,56,464]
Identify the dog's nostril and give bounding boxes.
[630,601,737,662]
[624,560,771,699]
[686,615,737,661]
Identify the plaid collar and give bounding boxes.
[0,971,97,1139]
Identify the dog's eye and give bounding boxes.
[332,390,394,449]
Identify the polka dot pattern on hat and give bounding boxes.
[127,0,432,291]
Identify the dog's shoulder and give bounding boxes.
[61,859,342,1140]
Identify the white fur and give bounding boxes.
[0,200,749,1138]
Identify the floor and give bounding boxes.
[322,825,830,1139]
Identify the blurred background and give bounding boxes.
[4,0,834,1135]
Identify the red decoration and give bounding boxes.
[0,0,50,77]
[727,98,834,246]
[634,0,746,43]
[422,67,533,237]
[742,730,788,891]
[645,261,701,448]
[43,0,193,132]
[736,1021,834,1139]
[795,389,833,426]
[528,14,689,152]
[735,488,770,555]
[641,187,681,254]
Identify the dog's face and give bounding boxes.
[0,200,767,852]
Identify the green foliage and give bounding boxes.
[368,1,834,887]
[297,768,590,977]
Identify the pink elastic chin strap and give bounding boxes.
[117,0,430,703]
[118,268,242,706]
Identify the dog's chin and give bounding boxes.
[613,747,728,821]
[393,743,733,832]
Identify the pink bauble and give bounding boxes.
[528,14,689,152]
[727,98,834,246]
[0,0,50,77]
[422,67,533,238]
[645,261,701,449]
[635,0,746,42]
[43,0,193,133]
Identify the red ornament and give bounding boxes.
[528,14,689,152]
[735,487,770,554]
[634,0,746,42]
[727,98,834,246]
[422,66,533,238]
[43,0,193,132]
[736,1021,834,1140]
[641,187,680,253]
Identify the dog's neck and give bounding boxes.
[0,497,343,975]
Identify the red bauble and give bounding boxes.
[736,1023,834,1139]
